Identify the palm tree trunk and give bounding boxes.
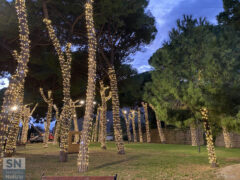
[142,102,151,143]
[138,108,143,143]
[108,67,125,154]
[131,111,137,142]
[77,0,97,172]
[222,127,233,148]
[53,106,61,144]
[201,108,218,167]
[190,124,198,146]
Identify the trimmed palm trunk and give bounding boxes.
[2,0,31,159]
[190,124,198,146]
[53,105,61,144]
[142,102,151,143]
[77,0,97,172]
[122,110,131,142]
[43,15,73,161]
[222,127,233,148]
[200,108,218,167]
[137,108,143,143]
[40,88,53,148]
[99,81,111,149]
[130,110,137,142]
[21,103,38,144]
[108,67,125,154]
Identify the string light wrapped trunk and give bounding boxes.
[142,102,151,143]
[137,108,143,143]
[130,110,137,142]
[40,88,53,148]
[108,67,125,154]
[93,106,100,142]
[21,103,38,144]
[222,127,233,148]
[99,81,111,149]
[53,105,61,144]
[1,0,31,159]
[43,15,73,161]
[122,110,131,142]
[200,108,218,167]
[77,0,97,172]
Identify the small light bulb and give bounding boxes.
[80,100,85,105]
[11,105,18,111]
[93,101,96,105]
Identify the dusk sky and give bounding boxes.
[134,0,224,73]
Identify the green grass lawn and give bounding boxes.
[3,142,240,180]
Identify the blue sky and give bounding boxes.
[133,0,224,73]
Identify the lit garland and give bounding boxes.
[142,102,151,143]
[93,106,100,142]
[222,127,232,148]
[149,104,166,143]
[130,110,137,142]
[99,81,111,149]
[53,104,61,144]
[21,103,38,144]
[200,108,218,167]
[70,99,84,144]
[40,88,53,148]
[137,108,143,143]
[43,18,72,162]
[1,0,31,158]
[78,0,97,172]
[121,110,131,142]
[108,67,125,154]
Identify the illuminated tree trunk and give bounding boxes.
[53,105,61,144]
[99,81,111,149]
[1,0,31,159]
[77,0,97,172]
[130,110,137,142]
[108,67,125,154]
[138,108,143,143]
[200,108,218,167]
[72,106,79,143]
[40,88,53,148]
[43,15,73,161]
[93,107,100,142]
[222,127,233,148]
[122,110,131,142]
[190,124,198,146]
[21,103,38,144]
[142,102,151,143]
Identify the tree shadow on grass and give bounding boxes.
[89,155,140,172]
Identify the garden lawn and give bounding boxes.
[2,142,240,180]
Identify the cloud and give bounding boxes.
[138,65,153,73]
[132,0,224,73]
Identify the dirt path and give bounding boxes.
[218,164,240,180]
